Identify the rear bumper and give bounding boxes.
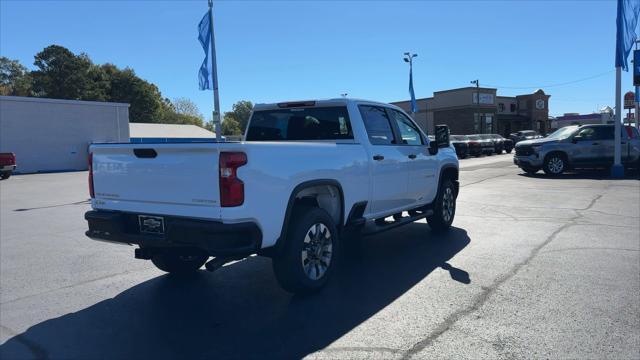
[0,165,16,171]
[85,210,262,256]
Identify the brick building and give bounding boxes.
[392,87,550,136]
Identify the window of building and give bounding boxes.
[474,113,481,133]
[498,103,505,112]
[510,103,517,112]
[359,105,396,145]
[485,115,494,133]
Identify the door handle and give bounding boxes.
[592,142,599,145]
[373,155,384,161]
[408,154,417,159]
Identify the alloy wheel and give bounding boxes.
[301,223,333,280]
[548,157,564,174]
[442,187,455,223]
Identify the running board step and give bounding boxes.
[362,209,434,236]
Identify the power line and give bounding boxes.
[483,70,615,90]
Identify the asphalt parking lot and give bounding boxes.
[1,155,639,359]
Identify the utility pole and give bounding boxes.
[471,79,480,133]
[208,0,221,140]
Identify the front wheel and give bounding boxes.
[506,148,513,154]
[151,253,208,274]
[427,179,457,232]
[272,207,339,294]
[543,154,566,176]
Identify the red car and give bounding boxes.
[0,153,16,179]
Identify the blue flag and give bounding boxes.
[198,10,213,90]
[615,0,640,71]
[409,67,417,113]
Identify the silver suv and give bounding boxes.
[514,124,640,175]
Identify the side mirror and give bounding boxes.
[428,140,439,155]
[572,135,582,143]
[435,124,450,148]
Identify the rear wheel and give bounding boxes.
[427,179,456,232]
[506,148,513,154]
[272,207,339,294]
[151,253,208,274]
[0,171,11,180]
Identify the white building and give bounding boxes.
[0,96,129,173]
[129,123,215,143]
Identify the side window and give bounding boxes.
[575,127,596,140]
[593,126,614,140]
[359,105,396,145]
[387,109,424,145]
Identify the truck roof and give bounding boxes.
[253,98,405,112]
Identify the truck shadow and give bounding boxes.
[518,168,640,180]
[0,225,470,360]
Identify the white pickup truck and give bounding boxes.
[85,98,459,293]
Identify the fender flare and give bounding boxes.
[438,164,459,197]
[269,179,345,255]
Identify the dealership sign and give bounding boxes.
[473,93,494,105]
[624,91,635,109]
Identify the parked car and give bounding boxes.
[85,98,460,294]
[468,134,495,155]
[465,135,483,157]
[514,124,640,175]
[488,134,514,154]
[509,130,541,144]
[449,135,470,159]
[0,153,16,180]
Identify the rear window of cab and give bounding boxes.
[246,106,353,141]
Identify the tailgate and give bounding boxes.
[91,144,220,209]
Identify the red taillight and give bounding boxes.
[219,152,247,207]
[88,152,95,198]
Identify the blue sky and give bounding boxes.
[1,0,636,119]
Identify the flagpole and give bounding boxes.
[208,0,221,140]
[612,66,624,178]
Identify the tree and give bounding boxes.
[102,64,164,123]
[0,57,32,96]
[221,116,242,136]
[31,45,94,100]
[7,45,209,127]
[223,100,253,133]
[172,97,203,120]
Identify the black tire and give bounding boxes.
[0,171,11,180]
[151,253,208,274]
[543,153,567,176]
[522,167,538,175]
[272,207,339,294]
[506,148,513,154]
[427,179,457,233]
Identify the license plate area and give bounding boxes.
[138,215,165,235]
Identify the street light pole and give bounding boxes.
[404,52,418,116]
[471,79,480,133]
